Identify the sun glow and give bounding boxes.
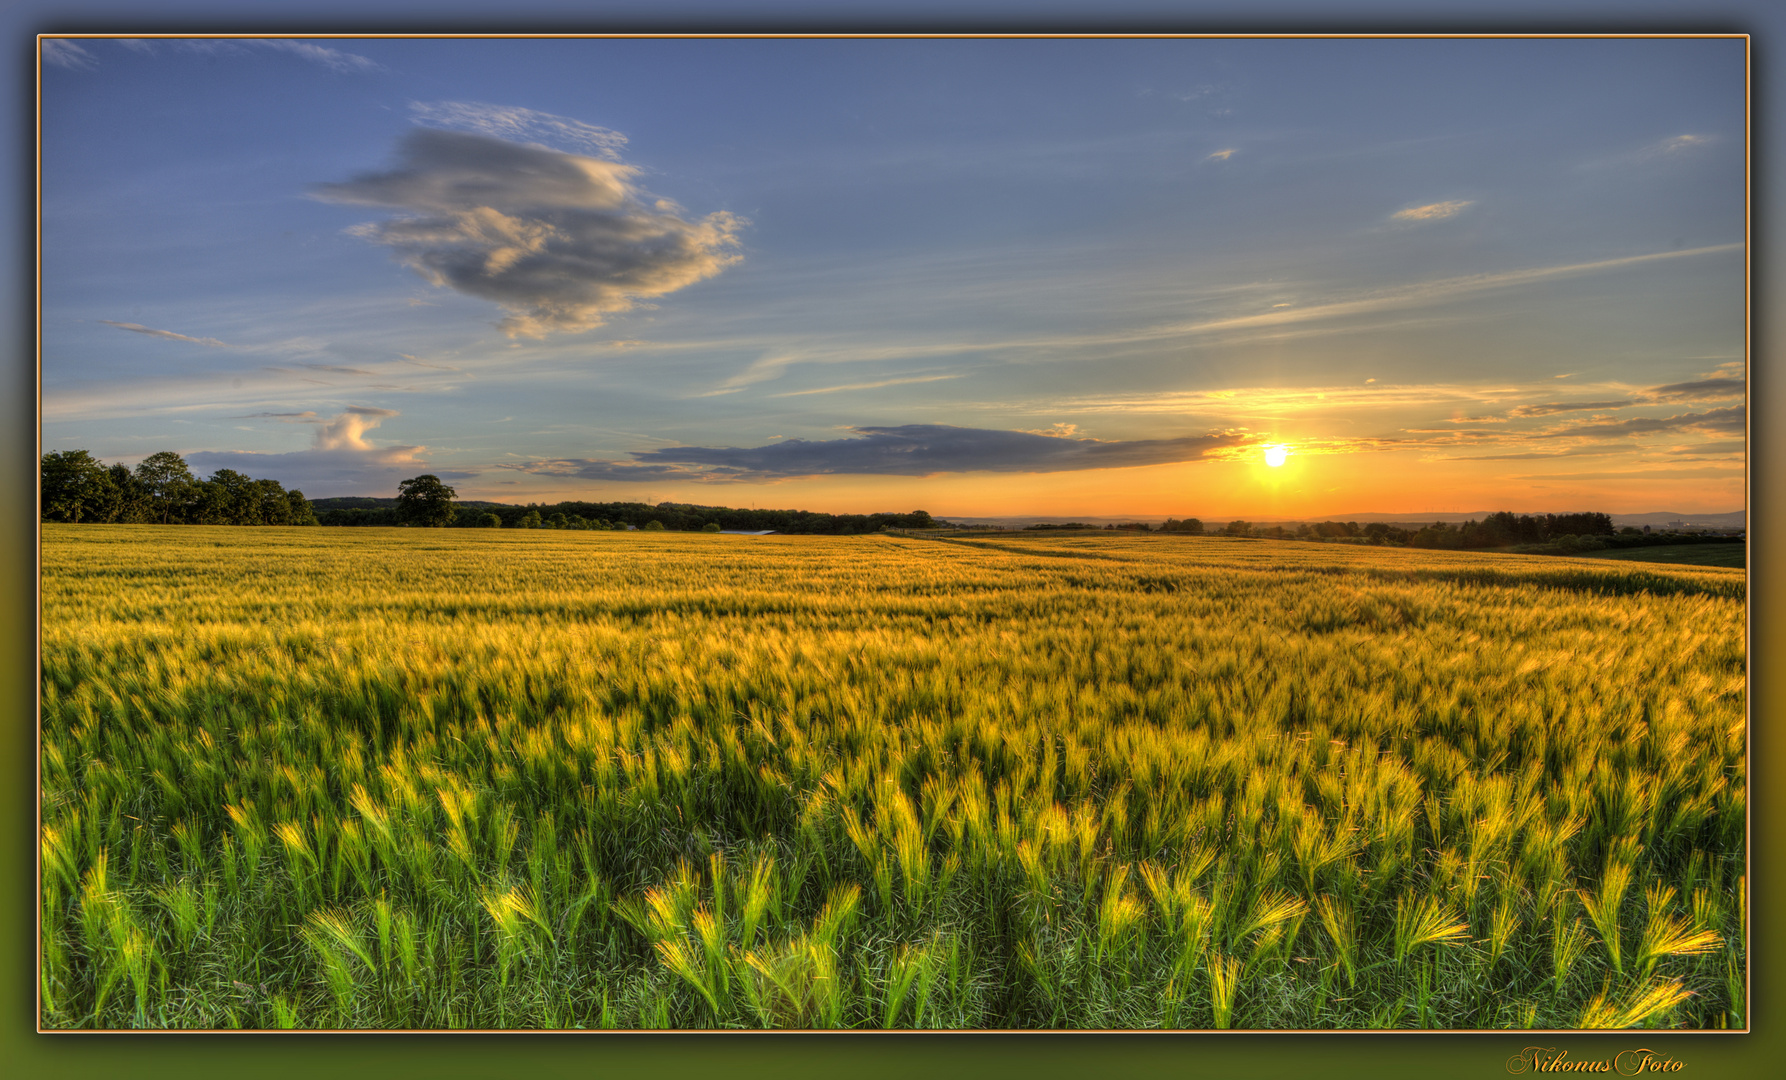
[1264,444,1290,468]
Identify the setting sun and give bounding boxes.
[1264,444,1290,468]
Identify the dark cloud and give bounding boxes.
[1544,406,1744,439]
[505,424,1251,483]
[1507,400,1633,417]
[1641,377,1744,402]
[312,128,744,338]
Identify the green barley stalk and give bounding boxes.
[1580,860,1634,976]
[1208,951,1241,1030]
[1314,895,1357,987]
[1392,893,1469,965]
[1577,977,1692,1029]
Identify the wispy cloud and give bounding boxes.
[409,101,627,159]
[1579,133,1723,172]
[1059,382,1514,417]
[41,39,97,70]
[665,242,1739,397]
[1391,200,1473,222]
[1507,466,1742,482]
[118,37,380,73]
[1667,441,1746,457]
[100,320,230,347]
[1648,133,1718,157]
[503,424,1254,483]
[768,373,964,398]
[1508,399,1635,417]
[396,353,463,371]
[1206,148,1236,161]
[1438,447,1626,462]
[313,126,745,338]
[255,39,381,73]
[1136,244,1738,341]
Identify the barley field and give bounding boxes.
[38,525,1746,1030]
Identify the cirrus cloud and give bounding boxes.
[100,320,230,347]
[311,126,746,338]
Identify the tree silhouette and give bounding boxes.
[396,475,458,527]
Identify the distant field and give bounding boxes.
[40,526,1746,1030]
[1578,543,1746,569]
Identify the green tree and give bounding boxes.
[105,463,146,523]
[1224,520,1252,537]
[134,451,197,524]
[41,450,116,523]
[520,510,543,529]
[702,521,722,533]
[196,469,256,525]
[250,478,292,525]
[642,519,666,532]
[481,513,502,528]
[286,490,319,526]
[396,475,458,527]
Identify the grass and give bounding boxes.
[39,525,1746,1030]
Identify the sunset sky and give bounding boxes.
[40,35,1746,518]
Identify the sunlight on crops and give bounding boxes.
[39,526,1745,1030]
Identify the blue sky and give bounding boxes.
[39,35,1745,516]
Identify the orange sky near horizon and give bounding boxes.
[491,444,1745,520]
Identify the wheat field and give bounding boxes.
[38,525,1746,1030]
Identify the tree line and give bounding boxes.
[40,450,316,526]
[318,491,937,534]
[1029,512,1634,549]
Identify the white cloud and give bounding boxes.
[186,406,441,495]
[310,405,400,450]
[312,127,746,338]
